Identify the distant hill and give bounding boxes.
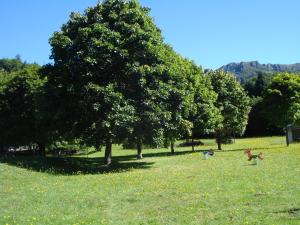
[219,61,300,80]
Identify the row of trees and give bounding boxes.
[0,56,251,164]
[40,0,251,164]
[1,0,299,164]
[0,0,251,164]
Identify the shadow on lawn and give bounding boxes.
[274,208,300,216]
[216,146,285,153]
[0,155,155,175]
[6,147,278,175]
[142,150,196,157]
[0,149,198,175]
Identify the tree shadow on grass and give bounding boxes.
[215,146,285,153]
[274,208,300,217]
[242,163,261,166]
[0,148,200,175]
[142,150,196,158]
[108,149,199,160]
[1,145,286,175]
[0,155,154,175]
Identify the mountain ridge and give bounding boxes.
[219,61,300,80]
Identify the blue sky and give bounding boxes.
[0,0,299,69]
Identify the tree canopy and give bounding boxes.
[0,55,25,73]
[3,0,300,162]
[0,64,44,151]
[207,70,251,150]
[44,0,223,162]
[45,0,186,163]
[262,72,300,128]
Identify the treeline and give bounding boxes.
[0,0,299,164]
[243,71,300,136]
[0,59,43,152]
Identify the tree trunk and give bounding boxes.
[171,142,175,154]
[33,144,39,153]
[191,131,195,152]
[217,140,222,150]
[0,144,4,156]
[37,143,46,156]
[105,139,112,165]
[216,131,222,150]
[97,144,102,152]
[137,140,143,159]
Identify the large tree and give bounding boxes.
[125,64,171,158]
[131,47,193,155]
[80,83,136,164]
[188,67,221,152]
[45,0,176,163]
[262,72,300,128]
[208,70,251,150]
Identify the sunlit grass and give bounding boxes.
[1,137,299,225]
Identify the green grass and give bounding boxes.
[1,137,300,225]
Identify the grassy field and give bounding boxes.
[1,137,300,225]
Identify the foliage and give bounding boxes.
[245,97,283,136]
[46,0,177,162]
[244,71,272,97]
[242,71,287,136]
[208,70,251,149]
[124,64,171,156]
[80,83,136,148]
[146,51,194,153]
[0,64,44,150]
[0,55,25,73]
[189,68,221,137]
[262,72,300,128]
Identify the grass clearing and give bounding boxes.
[1,137,300,225]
